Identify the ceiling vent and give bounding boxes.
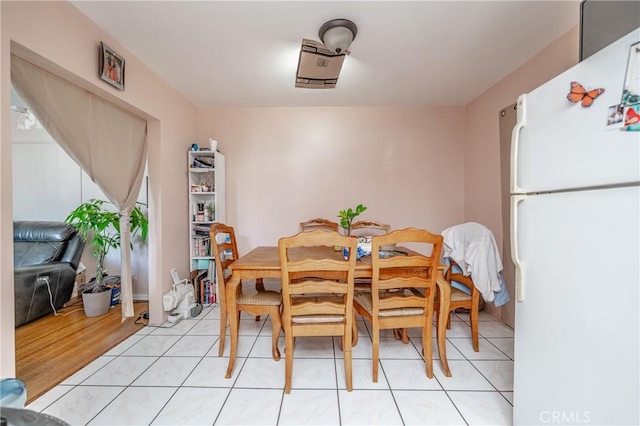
[295,19,357,89]
[295,39,346,89]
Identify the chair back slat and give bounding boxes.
[445,259,475,293]
[299,218,339,232]
[218,241,236,258]
[379,295,425,311]
[378,276,432,290]
[291,300,346,317]
[289,280,349,295]
[287,258,350,273]
[350,220,391,237]
[378,255,433,269]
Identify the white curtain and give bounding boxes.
[11,55,148,321]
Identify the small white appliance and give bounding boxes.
[162,269,196,323]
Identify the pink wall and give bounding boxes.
[1,1,199,376]
[198,106,466,254]
[463,26,579,319]
[464,26,579,239]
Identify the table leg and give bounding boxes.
[436,275,452,377]
[225,274,241,379]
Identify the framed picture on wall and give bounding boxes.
[99,42,125,91]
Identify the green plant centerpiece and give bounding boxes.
[65,199,148,292]
[337,204,367,236]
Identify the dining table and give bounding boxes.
[223,245,452,379]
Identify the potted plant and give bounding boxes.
[337,204,367,236]
[65,199,148,316]
[338,204,368,259]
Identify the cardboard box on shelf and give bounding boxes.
[70,270,87,299]
[75,270,86,286]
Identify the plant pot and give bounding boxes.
[82,289,112,317]
[343,237,370,260]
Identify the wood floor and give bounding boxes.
[15,298,148,405]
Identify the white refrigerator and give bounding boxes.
[511,28,639,425]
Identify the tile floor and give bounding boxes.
[27,305,514,425]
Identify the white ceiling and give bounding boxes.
[71,1,581,108]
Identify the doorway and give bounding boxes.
[11,86,149,296]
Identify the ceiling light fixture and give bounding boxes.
[319,18,358,55]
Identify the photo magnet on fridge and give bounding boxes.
[622,104,640,132]
[606,104,625,130]
[621,41,640,106]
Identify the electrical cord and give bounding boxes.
[58,308,84,316]
[38,275,58,316]
[134,310,149,325]
[151,321,181,328]
[54,297,85,316]
[40,275,89,317]
[134,310,186,328]
[143,320,181,329]
[134,307,196,328]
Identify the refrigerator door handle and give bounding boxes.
[511,194,527,302]
[510,94,527,195]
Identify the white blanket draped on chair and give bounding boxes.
[442,222,509,306]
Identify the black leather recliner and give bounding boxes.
[13,221,85,327]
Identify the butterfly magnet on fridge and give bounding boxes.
[567,81,605,107]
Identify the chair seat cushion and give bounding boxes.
[292,315,344,324]
[354,291,424,317]
[450,287,472,302]
[238,290,281,305]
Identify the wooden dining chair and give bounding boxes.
[210,222,282,361]
[353,228,443,382]
[299,218,339,232]
[278,230,358,393]
[441,258,481,352]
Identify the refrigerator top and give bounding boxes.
[512,28,640,194]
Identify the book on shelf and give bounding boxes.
[191,269,208,305]
[192,236,211,257]
[207,261,216,304]
[191,157,214,168]
[188,266,218,305]
[192,224,212,233]
[202,278,217,304]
